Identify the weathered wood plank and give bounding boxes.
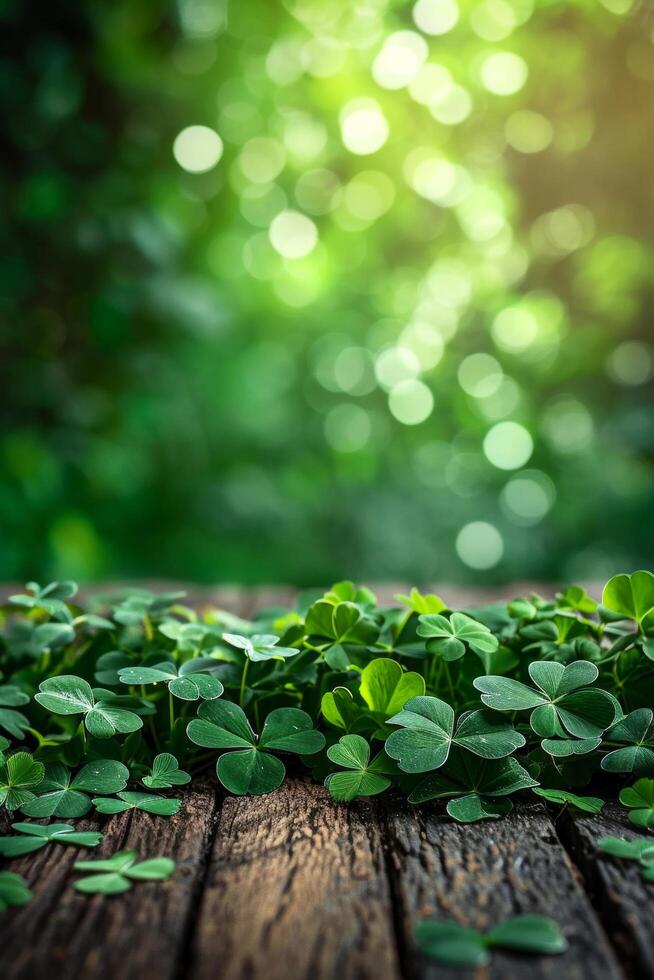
[188,777,401,980]
[558,802,654,979]
[0,781,219,980]
[383,800,624,980]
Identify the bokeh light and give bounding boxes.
[173,125,224,173]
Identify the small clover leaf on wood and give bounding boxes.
[0,821,102,857]
[474,661,617,739]
[73,850,175,895]
[142,753,190,788]
[601,708,654,775]
[602,570,654,632]
[0,682,30,740]
[0,871,32,911]
[19,760,129,818]
[324,735,394,801]
[92,791,181,816]
[35,675,144,738]
[384,696,524,774]
[0,752,44,811]
[533,788,604,813]
[619,778,654,829]
[407,750,538,820]
[187,702,325,795]
[304,600,380,646]
[598,835,654,882]
[415,915,567,967]
[221,633,300,663]
[417,612,499,661]
[119,658,224,701]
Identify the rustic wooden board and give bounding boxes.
[383,799,625,980]
[559,802,654,980]
[188,777,401,980]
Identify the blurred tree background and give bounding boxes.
[1,0,653,585]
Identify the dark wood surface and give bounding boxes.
[0,584,650,980]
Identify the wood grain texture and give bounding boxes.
[189,776,401,980]
[383,799,624,980]
[558,802,654,980]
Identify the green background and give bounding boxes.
[2,0,653,585]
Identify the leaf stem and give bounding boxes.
[240,656,250,708]
[168,690,175,731]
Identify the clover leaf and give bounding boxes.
[395,589,446,615]
[359,658,425,725]
[324,735,394,801]
[92,791,181,816]
[321,687,367,732]
[474,661,616,739]
[119,658,224,700]
[142,753,190,788]
[385,696,524,774]
[540,736,602,758]
[20,760,129,817]
[602,570,654,632]
[35,675,144,738]
[0,752,44,811]
[9,580,77,619]
[598,836,654,861]
[0,821,102,857]
[533,788,604,813]
[415,915,566,968]
[601,708,654,775]
[187,702,325,795]
[304,600,379,646]
[0,683,30,740]
[221,633,300,663]
[73,850,175,894]
[417,612,498,661]
[619,778,654,829]
[0,871,32,911]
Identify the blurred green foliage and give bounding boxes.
[1,0,653,585]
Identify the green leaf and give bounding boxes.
[446,794,513,822]
[601,708,654,775]
[20,760,129,818]
[0,752,45,811]
[187,700,256,749]
[222,632,300,662]
[395,588,446,615]
[417,612,498,660]
[359,659,425,717]
[143,753,191,788]
[0,821,102,857]
[598,836,654,861]
[619,778,654,828]
[74,849,175,894]
[304,600,379,646]
[93,791,181,816]
[415,920,489,968]
[486,915,567,954]
[408,752,537,806]
[533,788,604,813]
[321,687,363,731]
[0,871,32,911]
[216,749,285,796]
[35,675,95,715]
[325,734,392,801]
[602,571,654,631]
[259,708,325,755]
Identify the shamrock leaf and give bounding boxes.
[385,696,524,773]
[417,612,498,661]
[324,735,394,801]
[74,850,175,894]
[540,736,601,758]
[598,836,654,861]
[407,750,538,818]
[602,570,654,632]
[415,915,566,968]
[474,661,616,739]
[321,687,366,732]
[0,684,30,740]
[533,788,604,813]
[0,752,44,811]
[619,778,654,829]
[143,753,191,788]
[93,791,181,816]
[187,702,325,795]
[0,871,32,911]
[359,659,425,725]
[20,760,129,818]
[9,580,77,619]
[601,708,654,775]
[304,600,379,646]
[0,822,102,857]
[395,589,446,615]
[35,675,144,738]
[119,658,224,700]
[221,633,300,663]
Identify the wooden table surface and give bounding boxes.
[0,584,651,980]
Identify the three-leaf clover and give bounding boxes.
[385,696,524,773]
[324,735,394,801]
[118,658,224,701]
[533,788,604,813]
[187,702,325,795]
[304,600,379,646]
[415,915,567,968]
[619,778,654,829]
[20,760,129,818]
[9,580,77,619]
[35,675,144,738]
[417,612,498,661]
[602,570,654,632]
[0,871,32,911]
[0,822,102,857]
[142,753,190,788]
[221,634,300,662]
[93,792,181,816]
[0,681,30,740]
[474,661,616,738]
[0,752,44,810]
[73,850,175,894]
[601,708,654,775]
